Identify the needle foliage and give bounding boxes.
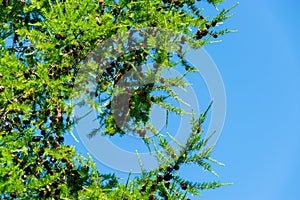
[0,0,236,199]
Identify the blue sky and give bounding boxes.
[201,1,300,199]
[67,1,300,199]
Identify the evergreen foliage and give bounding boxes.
[0,0,236,199]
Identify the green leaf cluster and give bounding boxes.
[0,0,236,199]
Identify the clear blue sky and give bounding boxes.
[201,1,300,199]
[67,1,300,199]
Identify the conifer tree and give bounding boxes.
[0,0,236,199]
